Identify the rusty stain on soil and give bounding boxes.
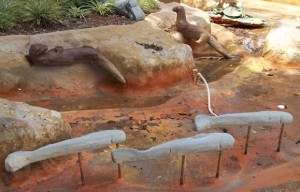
[1,56,299,192]
[1,2,300,191]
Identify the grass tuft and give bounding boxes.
[24,0,63,26]
[0,0,23,30]
[85,0,115,16]
[68,5,91,19]
[58,0,89,8]
[138,0,159,13]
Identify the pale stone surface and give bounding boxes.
[263,19,300,65]
[0,98,72,169]
[181,0,219,11]
[146,2,210,32]
[146,2,211,45]
[245,0,300,9]
[265,0,300,6]
[5,130,126,172]
[195,111,293,131]
[146,3,245,56]
[0,2,197,92]
[111,133,234,164]
[0,2,246,93]
[210,23,245,55]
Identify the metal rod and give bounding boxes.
[244,126,252,155]
[180,155,186,185]
[77,152,85,186]
[277,124,285,152]
[216,150,222,178]
[192,69,198,85]
[116,143,122,179]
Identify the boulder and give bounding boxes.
[146,2,211,32]
[263,19,300,66]
[180,0,219,11]
[147,3,245,57]
[0,98,72,170]
[146,2,211,45]
[210,23,245,55]
[0,2,202,94]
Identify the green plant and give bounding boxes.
[57,0,74,8]
[85,0,114,16]
[24,0,63,26]
[68,5,91,19]
[138,0,159,13]
[58,0,89,8]
[0,0,23,30]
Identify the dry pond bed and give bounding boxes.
[0,1,300,192]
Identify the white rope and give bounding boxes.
[197,72,218,117]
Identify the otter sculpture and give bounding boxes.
[172,6,232,59]
[25,44,126,84]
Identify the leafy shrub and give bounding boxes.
[58,0,75,8]
[0,0,23,30]
[85,0,114,16]
[68,5,91,19]
[138,0,159,13]
[58,0,89,8]
[24,0,63,26]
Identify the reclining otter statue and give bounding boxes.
[25,44,126,84]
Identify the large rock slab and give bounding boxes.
[0,98,72,169]
[0,2,201,94]
[263,19,300,66]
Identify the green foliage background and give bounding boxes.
[0,0,160,31]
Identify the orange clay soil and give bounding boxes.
[1,2,300,191]
[1,60,299,192]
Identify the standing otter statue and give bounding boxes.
[172,6,232,59]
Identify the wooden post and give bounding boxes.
[180,155,186,185]
[116,143,122,179]
[77,152,85,186]
[216,150,222,178]
[277,124,285,152]
[244,126,252,155]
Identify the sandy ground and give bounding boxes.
[0,1,300,192]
